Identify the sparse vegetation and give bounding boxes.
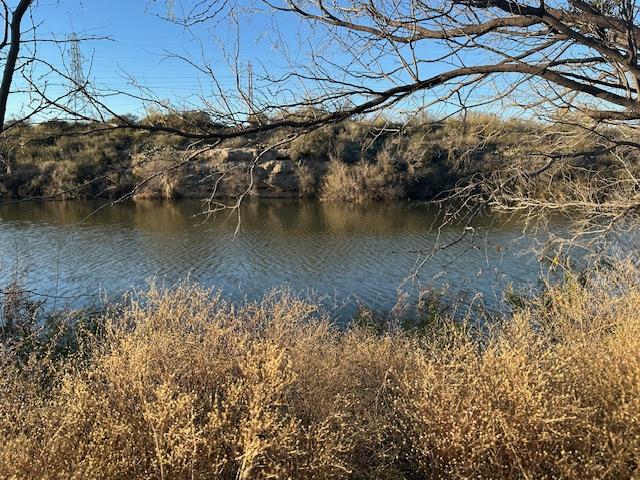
[0,115,218,200]
[1,263,639,479]
[1,112,630,203]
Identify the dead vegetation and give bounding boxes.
[2,113,632,205]
[1,262,639,479]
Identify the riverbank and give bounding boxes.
[0,113,620,203]
[1,262,639,479]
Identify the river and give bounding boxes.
[0,199,559,319]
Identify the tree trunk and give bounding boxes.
[0,0,32,133]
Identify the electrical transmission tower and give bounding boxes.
[68,33,89,118]
[247,61,254,113]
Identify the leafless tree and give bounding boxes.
[126,0,640,252]
[148,1,640,124]
[0,0,31,133]
[5,0,640,248]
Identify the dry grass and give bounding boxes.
[320,159,404,203]
[2,113,627,203]
[1,266,639,479]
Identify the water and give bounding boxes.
[0,199,556,318]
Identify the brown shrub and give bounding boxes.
[0,267,639,479]
[320,159,404,203]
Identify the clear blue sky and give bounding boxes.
[7,0,517,121]
[10,0,301,119]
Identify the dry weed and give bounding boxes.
[1,267,639,479]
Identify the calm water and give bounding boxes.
[0,200,557,317]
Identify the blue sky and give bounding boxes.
[10,0,298,119]
[7,0,528,122]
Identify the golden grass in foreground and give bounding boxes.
[1,270,639,479]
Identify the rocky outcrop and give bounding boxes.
[131,147,325,199]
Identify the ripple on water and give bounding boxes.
[0,200,561,319]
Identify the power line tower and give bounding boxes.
[248,62,253,112]
[68,33,88,118]
[165,0,176,20]
[247,61,254,113]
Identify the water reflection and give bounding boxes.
[0,199,553,319]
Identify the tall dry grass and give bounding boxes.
[320,159,405,203]
[1,267,639,479]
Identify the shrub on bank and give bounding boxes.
[0,113,633,202]
[320,159,405,203]
[1,265,639,479]
[0,120,204,200]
